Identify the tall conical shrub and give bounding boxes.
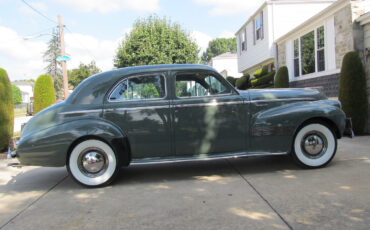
[34,74,56,114]
[0,68,14,150]
[274,66,289,88]
[338,51,368,134]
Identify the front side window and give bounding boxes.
[109,75,165,101]
[176,73,231,98]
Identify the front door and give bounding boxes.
[171,71,246,157]
[103,73,171,159]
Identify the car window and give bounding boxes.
[175,73,231,98]
[109,75,165,101]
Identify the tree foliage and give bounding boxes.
[0,68,14,150]
[114,15,199,68]
[33,74,56,114]
[338,51,368,134]
[201,38,237,64]
[68,61,101,88]
[12,85,22,104]
[43,29,63,99]
[274,66,289,88]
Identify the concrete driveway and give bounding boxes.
[0,136,369,230]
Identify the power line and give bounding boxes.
[20,0,58,24]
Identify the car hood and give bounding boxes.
[238,88,327,101]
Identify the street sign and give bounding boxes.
[56,56,71,62]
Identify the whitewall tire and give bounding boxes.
[67,139,119,187]
[292,123,337,168]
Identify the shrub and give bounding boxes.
[251,71,275,87]
[253,65,268,78]
[226,76,236,86]
[235,74,250,90]
[34,74,56,114]
[12,85,22,104]
[338,51,368,134]
[0,68,14,150]
[274,66,289,88]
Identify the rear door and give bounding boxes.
[103,73,171,159]
[171,70,246,157]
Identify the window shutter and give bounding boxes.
[253,19,256,45]
[261,11,264,40]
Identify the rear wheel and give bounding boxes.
[67,139,119,187]
[292,123,337,168]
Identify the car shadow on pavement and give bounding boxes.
[113,155,300,186]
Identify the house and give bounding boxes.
[235,0,337,76]
[209,52,242,78]
[12,81,34,103]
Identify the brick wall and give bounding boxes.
[289,74,340,98]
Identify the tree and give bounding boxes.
[12,85,22,104]
[274,66,289,88]
[33,74,56,114]
[0,68,14,150]
[68,61,101,88]
[43,29,63,99]
[338,51,368,134]
[114,15,199,68]
[201,38,237,64]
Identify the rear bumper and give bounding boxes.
[343,118,354,138]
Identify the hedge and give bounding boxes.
[338,51,368,134]
[253,65,268,78]
[0,68,14,150]
[226,76,236,86]
[235,74,250,90]
[274,66,289,88]
[34,74,56,114]
[251,71,275,87]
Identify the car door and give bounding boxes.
[103,73,171,159]
[171,70,246,157]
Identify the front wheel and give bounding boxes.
[292,123,337,168]
[67,139,119,187]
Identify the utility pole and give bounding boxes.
[58,15,69,99]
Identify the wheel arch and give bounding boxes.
[294,117,341,140]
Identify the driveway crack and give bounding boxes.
[226,159,293,230]
[0,174,68,230]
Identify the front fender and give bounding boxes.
[250,100,346,152]
[17,118,130,167]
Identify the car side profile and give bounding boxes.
[13,64,352,187]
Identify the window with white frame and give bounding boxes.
[255,12,263,41]
[293,26,325,77]
[240,29,247,51]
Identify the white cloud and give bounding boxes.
[0,25,118,81]
[189,30,212,54]
[219,30,235,38]
[194,0,263,16]
[52,0,159,13]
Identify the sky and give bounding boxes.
[0,0,264,81]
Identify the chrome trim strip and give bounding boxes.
[59,109,101,115]
[250,98,316,103]
[105,105,169,112]
[173,101,244,108]
[130,152,287,165]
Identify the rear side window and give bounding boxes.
[109,75,165,101]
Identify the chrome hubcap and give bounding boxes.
[301,132,327,158]
[78,148,108,177]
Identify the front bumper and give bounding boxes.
[343,118,354,138]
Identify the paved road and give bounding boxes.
[0,137,369,230]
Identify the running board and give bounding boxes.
[130,152,288,165]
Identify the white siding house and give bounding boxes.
[209,52,242,78]
[12,81,34,103]
[235,0,336,75]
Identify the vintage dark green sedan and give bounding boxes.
[14,64,352,187]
